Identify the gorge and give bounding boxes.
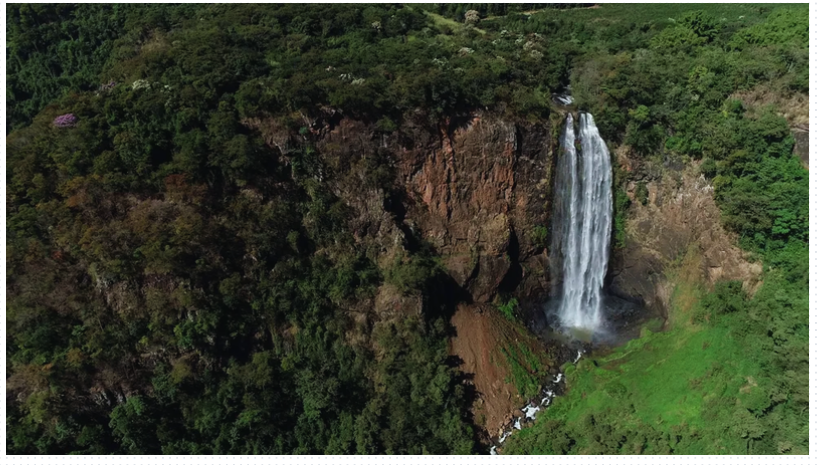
[5,3,808,456]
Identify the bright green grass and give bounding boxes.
[501,330,549,399]
[502,289,783,455]
[502,343,541,399]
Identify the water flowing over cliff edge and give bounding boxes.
[550,112,613,339]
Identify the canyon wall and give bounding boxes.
[247,111,776,437]
[248,111,559,312]
[608,151,763,325]
[248,111,559,438]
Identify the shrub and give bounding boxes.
[52,114,78,128]
[650,26,706,53]
[531,226,548,249]
[677,10,721,42]
[384,253,440,294]
[699,158,717,178]
[635,181,649,206]
[497,297,518,321]
[694,280,746,323]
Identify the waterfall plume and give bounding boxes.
[551,112,613,337]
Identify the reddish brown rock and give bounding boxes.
[247,112,559,441]
[298,111,557,303]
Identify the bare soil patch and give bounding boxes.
[449,303,553,438]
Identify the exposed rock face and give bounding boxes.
[394,115,554,302]
[303,112,556,306]
[609,156,763,321]
[248,112,557,440]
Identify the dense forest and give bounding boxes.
[6,3,809,455]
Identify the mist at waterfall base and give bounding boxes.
[545,112,638,345]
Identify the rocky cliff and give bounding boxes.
[608,150,763,328]
[247,110,560,438]
[249,111,558,309]
[246,111,771,438]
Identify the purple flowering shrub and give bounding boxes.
[53,113,78,128]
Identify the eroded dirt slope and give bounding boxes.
[449,303,554,439]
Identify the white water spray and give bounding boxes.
[552,113,613,335]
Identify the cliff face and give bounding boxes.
[248,111,559,438]
[296,112,558,308]
[249,111,768,437]
[395,114,555,302]
[608,151,763,326]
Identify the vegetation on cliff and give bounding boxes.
[7,4,485,454]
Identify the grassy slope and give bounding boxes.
[505,324,759,454]
[504,243,805,454]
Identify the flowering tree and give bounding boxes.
[132,79,150,91]
[53,113,78,128]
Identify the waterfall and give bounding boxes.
[551,113,613,336]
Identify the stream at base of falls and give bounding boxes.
[489,348,584,455]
